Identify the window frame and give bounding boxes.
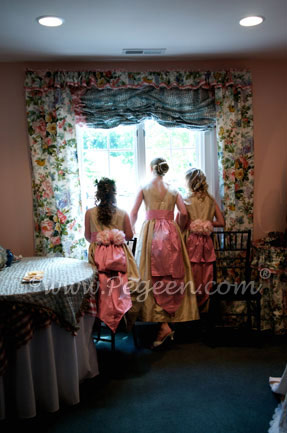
[76,121,219,215]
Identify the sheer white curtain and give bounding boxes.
[199,127,222,207]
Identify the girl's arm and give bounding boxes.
[123,213,134,241]
[130,189,143,231]
[175,193,188,230]
[213,202,225,227]
[84,209,92,242]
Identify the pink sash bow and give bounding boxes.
[148,210,185,315]
[186,233,216,263]
[93,243,131,333]
[186,231,216,308]
[146,209,174,220]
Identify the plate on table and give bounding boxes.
[22,271,44,283]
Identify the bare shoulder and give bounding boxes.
[183,194,193,206]
[165,182,178,197]
[115,207,127,218]
[85,206,97,215]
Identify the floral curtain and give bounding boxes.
[25,69,254,258]
[215,77,254,230]
[25,79,86,258]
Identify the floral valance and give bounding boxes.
[24,69,252,91]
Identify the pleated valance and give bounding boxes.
[80,86,216,130]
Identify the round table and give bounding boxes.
[0,256,98,419]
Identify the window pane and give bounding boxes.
[83,129,107,149]
[82,150,109,208]
[168,149,195,194]
[171,129,191,147]
[110,150,137,212]
[144,119,202,195]
[77,124,138,214]
[109,125,135,149]
[145,119,170,149]
[77,120,210,235]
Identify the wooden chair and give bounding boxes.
[93,237,137,351]
[127,237,137,256]
[208,230,261,338]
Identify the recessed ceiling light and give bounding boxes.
[239,16,264,27]
[37,16,64,27]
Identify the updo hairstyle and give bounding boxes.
[150,157,169,177]
[185,168,209,197]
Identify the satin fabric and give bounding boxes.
[191,262,213,307]
[93,244,131,333]
[186,233,216,263]
[146,209,174,220]
[147,209,185,315]
[186,232,216,307]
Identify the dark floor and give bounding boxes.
[1,323,287,433]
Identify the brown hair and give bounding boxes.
[95,177,117,226]
[150,157,169,176]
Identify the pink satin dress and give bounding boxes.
[184,194,216,310]
[88,207,139,333]
[135,184,199,323]
[148,209,185,315]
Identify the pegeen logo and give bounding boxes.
[41,278,262,302]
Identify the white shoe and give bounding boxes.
[151,331,175,348]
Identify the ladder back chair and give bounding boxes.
[93,237,137,351]
[208,230,261,336]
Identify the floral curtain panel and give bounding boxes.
[215,83,254,230]
[25,81,86,258]
[25,69,254,258]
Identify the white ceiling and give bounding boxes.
[0,0,286,62]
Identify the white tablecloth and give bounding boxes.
[0,315,98,419]
[269,364,287,433]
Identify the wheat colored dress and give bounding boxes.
[87,206,140,332]
[135,183,199,323]
[183,194,216,311]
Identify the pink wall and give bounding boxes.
[0,58,286,256]
[0,64,34,256]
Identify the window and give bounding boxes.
[76,119,219,232]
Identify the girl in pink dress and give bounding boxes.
[130,158,199,348]
[84,178,139,333]
[182,168,224,313]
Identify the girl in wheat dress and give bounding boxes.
[181,168,224,312]
[130,158,199,348]
[84,178,139,333]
